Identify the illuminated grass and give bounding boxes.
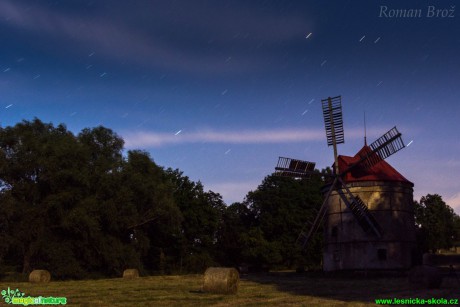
[0,273,458,306]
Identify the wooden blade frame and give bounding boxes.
[336,177,382,238]
[369,126,405,160]
[321,96,345,147]
[275,156,316,178]
[344,126,405,173]
[322,96,344,175]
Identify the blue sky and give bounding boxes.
[0,0,459,213]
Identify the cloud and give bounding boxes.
[121,126,395,148]
[122,128,327,148]
[0,2,186,69]
[0,1,311,75]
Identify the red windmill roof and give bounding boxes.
[335,145,413,186]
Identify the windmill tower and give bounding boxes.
[274,96,416,271]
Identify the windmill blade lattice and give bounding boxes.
[336,178,383,238]
[321,96,345,146]
[275,156,316,179]
[369,126,405,160]
[346,126,405,171]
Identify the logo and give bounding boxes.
[1,288,67,306]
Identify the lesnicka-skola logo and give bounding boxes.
[1,287,67,305]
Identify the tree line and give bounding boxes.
[0,118,459,279]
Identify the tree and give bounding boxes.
[0,119,182,278]
[0,119,85,273]
[215,202,254,266]
[165,169,225,273]
[414,194,459,253]
[238,173,324,270]
[122,151,182,273]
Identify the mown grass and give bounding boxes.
[0,272,458,306]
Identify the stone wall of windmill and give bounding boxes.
[322,151,416,272]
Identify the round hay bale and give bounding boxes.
[203,267,239,294]
[408,265,443,289]
[29,270,51,283]
[122,269,139,279]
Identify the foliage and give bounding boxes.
[0,119,181,278]
[215,202,253,266]
[0,118,235,277]
[165,169,225,273]
[217,173,324,270]
[0,119,89,276]
[414,194,460,253]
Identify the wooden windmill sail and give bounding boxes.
[274,95,406,249]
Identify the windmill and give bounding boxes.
[274,96,414,270]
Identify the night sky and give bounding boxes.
[1,1,459,213]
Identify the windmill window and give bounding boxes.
[377,248,387,261]
[331,226,338,237]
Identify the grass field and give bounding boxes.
[0,272,458,306]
